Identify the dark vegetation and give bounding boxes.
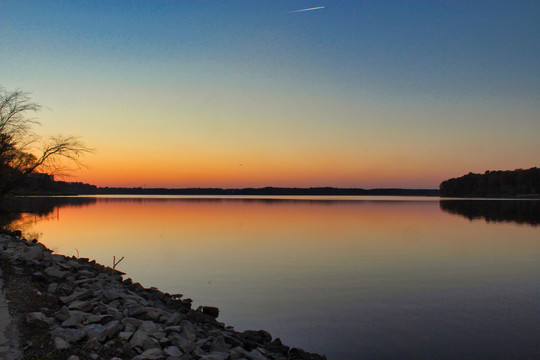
[440,167,540,198]
[0,87,91,197]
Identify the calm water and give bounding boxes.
[11,196,540,359]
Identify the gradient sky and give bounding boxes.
[1,0,539,188]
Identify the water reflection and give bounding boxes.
[0,196,96,230]
[440,199,540,226]
[4,196,540,359]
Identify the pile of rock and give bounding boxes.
[0,233,326,360]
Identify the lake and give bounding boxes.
[9,196,540,359]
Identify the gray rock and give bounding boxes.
[133,348,165,360]
[22,245,44,261]
[246,349,267,360]
[128,305,147,317]
[198,352,229,360]
[142,336,161,350]
[55,306,72,322]
[60,288,91,304]
[164,345,183,357]
[54,336,71,350]
[44,266,69,279]
[229,346,248,360]
[25,312,47,324]
[61,315,84,328]
[210,336,229,353]
[180,321,196,342]
[130,328,150,349]
[165,312,184,326]
[68,300,93,312]
[47,282,58,294]
[103,320,123,339]
[84,324,106,340]
[169,333,196,354]
[144,307,163,321]
[84,337,101,351]
[77,269,96,278]
[139,320,162,334]
[85,314,113,324]
[118,330,134,341]
[52,328,86,343]
[67,356,80,360]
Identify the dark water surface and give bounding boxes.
[10,196,540,359]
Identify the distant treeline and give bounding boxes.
[11,175,439,196]
[440,167,540,198]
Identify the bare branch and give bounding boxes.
[0,86,94,196]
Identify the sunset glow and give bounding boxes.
[1,1,538,188]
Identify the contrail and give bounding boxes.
[288,6,325,13]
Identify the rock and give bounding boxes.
[266,338,289,355]
[54,336,71,350]
[61,315,84,328]
[84,337,102,351]
[139,320,162,334]
[133,348,165,360]
[180,321,196,342]
[118,331,134,341]
[128,305,147,317]
[246,349,267,360]
[85,314,113,324]
[229,346,248,360]
[202,306,219,319]
[26,312,48,324]
[103,320,123,339]
[164,345,183,357]
[52,328,86,343]
[142,336,161,350]
[198,352,229,360]
[210,336,229,353]
[288,348,313,360]
[60,288,92,304]
[22,244,45,261]
[165,312,184,326]
[67,356,80,360]
[84,324,106,340]
[130,328,150,349]
[68,300,93,312]
[44,266,69,279]
[169,333,196,354]
[48,282,59,294]
[55,306,72,322]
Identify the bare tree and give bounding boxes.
[0,87,93,196]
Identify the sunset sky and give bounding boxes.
[1,0,539,188]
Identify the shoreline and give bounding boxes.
[0,230,326,360]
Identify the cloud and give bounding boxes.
[288,6,325,14]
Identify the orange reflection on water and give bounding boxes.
[20,198,540,279]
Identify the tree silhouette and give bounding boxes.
[0,87,92,196]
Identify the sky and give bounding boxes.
[1,0,539,189]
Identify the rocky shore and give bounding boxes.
[0,231,326,360]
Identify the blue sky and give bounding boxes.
[1,1,539,187]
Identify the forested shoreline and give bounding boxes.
[440,167,540,198]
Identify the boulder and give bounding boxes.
[202,306,219,319]
[210,336,229,353]
[52,328,86,343]
[54,337,71,350]
[26,312,48,324]
[133,348,165,360]
[164,345,183,357]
